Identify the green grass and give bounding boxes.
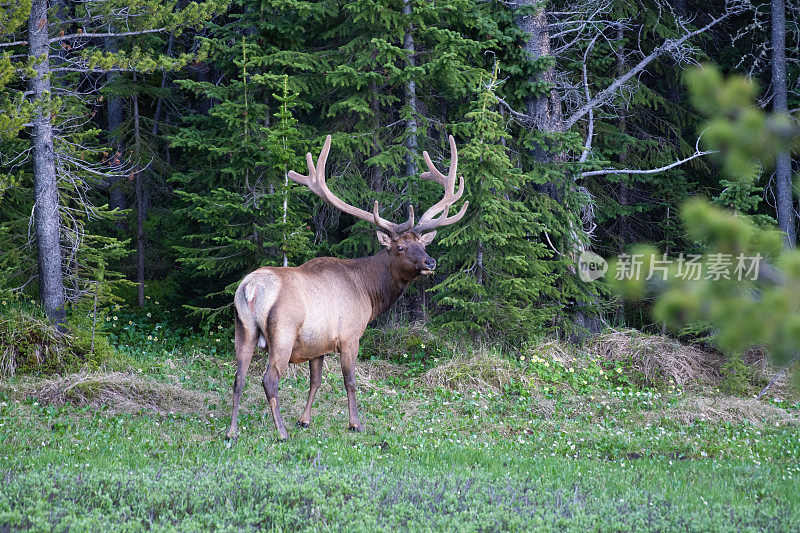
[1,320,799,531]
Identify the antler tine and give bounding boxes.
[421,151,447,185]
[287,135,413,237]
[372,202,414,234]
[287,135,330,191]
[413,135,467,234]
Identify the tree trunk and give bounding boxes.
[473,239,484,343]
[402,0,418,178]
[615,24,628,327]
[197,64,213,115]
[616,24,630,250]
[369,80,383,193]
[151,33,173,137]
[772,0,796,247]
[515,0,603,338]
[282,165,289,267]
[402,0,425,321]
[476,239,484,286]
[28,0,66,325]
[105,35,127,218]
[133,73,145,307]
[516,1,564,191]
[165,112,171,166]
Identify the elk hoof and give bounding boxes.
[297,421,309,428]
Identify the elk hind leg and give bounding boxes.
[262,336,291,440]
[227,315,257,441]
[298,356,323,428]
[340,340,363,432]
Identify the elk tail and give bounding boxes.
[234,276,274,349]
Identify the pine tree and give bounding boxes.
[432,67,559,341]
[319,0,484,257]
[0,0,222,322]
[170,46,314,315]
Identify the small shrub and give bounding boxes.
[360,326,453,373]
[719,352,751,395]
[106,305,222,358]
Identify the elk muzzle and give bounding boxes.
[420,257,436,275]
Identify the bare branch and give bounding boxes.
[581,150,716,177]
[579,34,599,163]
[0,28,169,48]
[50,28,169,44]
[565,11,737,129]
[495,95,532,124]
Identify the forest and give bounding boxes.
[1,0,800,530]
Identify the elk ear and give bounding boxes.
[418,231,437,246]
[376,231,393,247]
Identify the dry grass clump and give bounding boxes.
[355,360,406,384]
[527,339,575,366]
[420,350,525,394]
[658,396,800,426]
[742,346,796,393]
[743,346,771,376]
[23,372,214,414]
[590,329,721,386]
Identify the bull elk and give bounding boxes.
[227,135,467,441]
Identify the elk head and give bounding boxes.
[287,135,468,280]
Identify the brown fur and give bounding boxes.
[226,232,436,440]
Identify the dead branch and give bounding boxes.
[565,9,741,129]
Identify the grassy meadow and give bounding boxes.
[1,309,799,531]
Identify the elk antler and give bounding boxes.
[412,135,469,235]
[287,135,414,236]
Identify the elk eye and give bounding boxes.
[397,246,404,252]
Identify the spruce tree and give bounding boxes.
[319,0,484,257]
[0,0,222,322]
[433,68,558,341]
[170,53,314,315]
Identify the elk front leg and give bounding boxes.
[340,341,363,432]
[262,340,291,441]
[227,316,256,441]
[298,356,323,428]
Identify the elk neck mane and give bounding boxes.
[350,249,410,322]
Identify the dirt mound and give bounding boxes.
[590,329,722,386]
[24,372,214,414]
[420,351,525,393]
[657,396,800,426]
